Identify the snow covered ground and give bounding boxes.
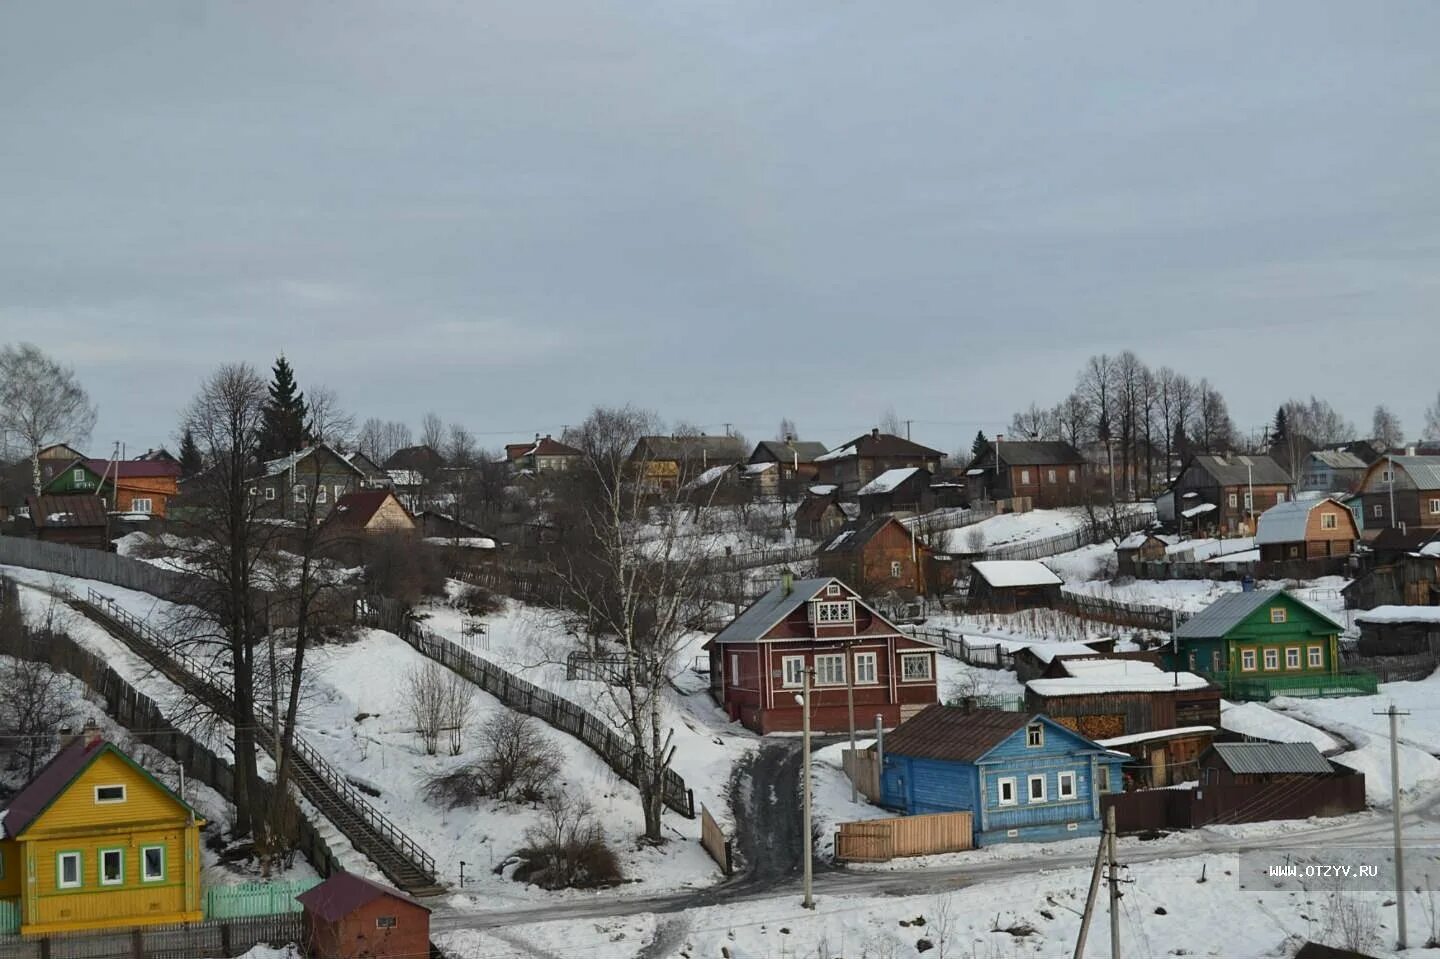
[298,627,728,904]
[435,847,1424,958]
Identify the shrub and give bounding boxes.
[510,792,621,890]
[421,712,560,807]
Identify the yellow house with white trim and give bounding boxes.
[0,729,204,935]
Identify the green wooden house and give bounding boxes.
[1170,589,1375,700]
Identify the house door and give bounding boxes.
[1151,747,1168,787]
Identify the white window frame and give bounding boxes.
[1431,499,1440,515]
[140,845,165,883]
[1308,645,1324,668]
[781,655,806,689]
[814,653,845,686]
[997,777,1017,806]
[248,486,258,497]
[265,486,276,501]
[1373,504,1384,518]
[1241,649,1257,672]
[1276,491,1286,504]
[1263,648,1279,671]
[376,915,397,929]
[1243,491,1253,509]
[813,601,854,624]
[1228,493,1238,508]
[334,484,346,501]
[1321,512,1337,530]
[1270,607,1287,624]
[889,560,903,579]
[94,784,126,804]
[1068,468,1077,483]
[1027,774,1047,803]
[1020,469,1031,484]
[293,484,307,503]
[899,652,932,682]
[1382,469,1394,483]
[316,485,328,504]
[1058,770,1077,800]
[1026,723,1044,748]
[99,848,124,887]
[57,852,82,890]
[1286,647,1301,669]
[825,583,842,597]
[1047,469,1056,483]
[130,497,152,514]
[854,651,878,684]
[729,653,740,686]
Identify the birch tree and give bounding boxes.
[0,343,98,494]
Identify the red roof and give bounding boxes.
[325,489,412,531]
[507,435,582,461]
[296,871,429,923]
[80,458,182,479]
[1,738,106,838]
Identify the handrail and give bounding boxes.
[82,589,437,880]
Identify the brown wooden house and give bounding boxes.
[324,490,418,538]
[1095,726,1217,789]
[749,439,828,498]
[704,575,940,734]
[1355,606,1440,656]
[25,494,109,551]
[1197,741,1337,788]
[1342,527,1440,608]
[856,467,933,518]
[1254,495,1359,561]
[505,434,582,474]
[1025,657,1220,748]
[813,429,944,496]
[630,435,748,491]
[1171,453,1293,536]
[816,516,930,596]
[297,871,430,959]
[794,485,855,540]
[966,440,1088,508]
[1355,452,1440,535]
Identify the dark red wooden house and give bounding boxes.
[297,871,431,959]
[705,575,940,734]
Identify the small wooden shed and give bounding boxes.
[968,560,1063,612]
[1355,605,1440,657]
[297,871,431,959]
[26,494,110,551]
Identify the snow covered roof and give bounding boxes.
[1254,496,1352,545]
[683,464,732,490]
[824,530,854,551]
[971,560,1063,588]
[1117,531,1174,550]
[1097,726,1216,748]
[965,468,985,476]
[743,462,775,475]
[813,443,856,463]
[423,536,496,549]
[1180,502,1216,518]
[856,467,920,496]
[807,484,837,496]
[1028,662,1212,696]
[1355,605,1440,624]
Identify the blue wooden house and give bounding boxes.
[878,705,1128,846]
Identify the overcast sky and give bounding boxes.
[3,1,1437,456]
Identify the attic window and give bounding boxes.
[1270,607,1287,624]
[825,584,841,597]
[73,468,85,482]
[376,916,397,929]
[1321,513,1337,530]
[813,601,853,624]
[1026,724,1044,748]
[94,784,126,804]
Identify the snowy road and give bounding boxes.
[430,782,1440,934]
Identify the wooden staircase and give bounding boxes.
[72,590,444,896]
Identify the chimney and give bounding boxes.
[58,724,76,748]
[871,427,880,439]
[781,568,794,596]
[1406,445,1416,457]
[81,718,102,748]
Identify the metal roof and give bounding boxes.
[708,577,845,645]
[880,706,1033,763]
[296,871,428,922]
[1254,497,1352,545]
[751,440,828,464]
[1174,589,1342,639]
[982,440,1086,467]
[1307,450,1367,471]
[1208,741,1332,775]
[1188,454,1292,487]
[26,494,109,529]
[1389,455,1440,492]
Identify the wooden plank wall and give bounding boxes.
[699,804,733,876]
[841,749,882,803]
[834,811,973,862]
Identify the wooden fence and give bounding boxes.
[382,610,696,819]
[1102,767,1367,834]
[1054,592,1193,632]
[902,626,1015,669]
[0,535,193,602]
[202,880,320,920]
[1129,555,1351,582]
[0,914,302,959]
[840,748,881,802]
[982,509,1154,562]
[0,580,344,883]
[699,804,733,876]
[833,811,974,862]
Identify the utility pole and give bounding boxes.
[846,644,858,804]
[1376,703,1410,949]
[1106,805,1121,959]
[801,667,815,909]
[1073,809,1108,959]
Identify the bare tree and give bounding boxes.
[547,405,714,842]
[1427,391,1440,442]
[420,412,445,451]
[1008,403,1058,441]
[1077,354,1116,446]
[0,656,77,779]
[1283,396,1355,447]
[1190,379,1236,452]
[877,407,904,436]
[169,363,273,837]
[306,385,355,448]
[442,670,473,756]
[406,662,449,756]
[1372,404,1404,451]
[0,342,98,493]
[446,423,478,468]
[775,418,798,442]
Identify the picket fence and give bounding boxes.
[202,879,320,921]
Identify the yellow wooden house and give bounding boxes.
[0,730,204,935]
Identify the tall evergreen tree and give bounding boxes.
[258,355,309,460]
[1270,406,1289,446]
[971,430,990,458]
[178,428,203,476]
